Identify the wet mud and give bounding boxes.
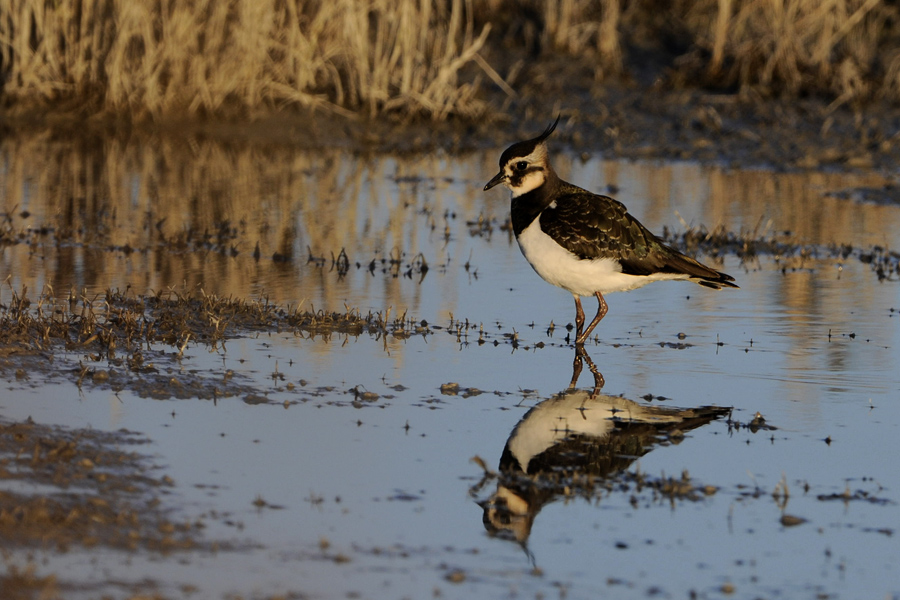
[9,71,900,177]
[0,417,208,599]
[0,286,532,404]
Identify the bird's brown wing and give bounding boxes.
[539,186,738,288]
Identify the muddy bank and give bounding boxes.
[0,287,430,401]
[4,75,900,177]
[0,417,208,599]
[0,285,548,405]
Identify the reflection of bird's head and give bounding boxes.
[479,485,534,544]
[484,116,560,198]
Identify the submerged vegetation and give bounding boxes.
[0,284,438,401]
[0,285,423,358]
[2,0,900,122]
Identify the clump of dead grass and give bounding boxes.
[663,0,900,107]
[4,0,900,122]
[539,0,624,78]
[0,0,492,120]
[0,285,430,362]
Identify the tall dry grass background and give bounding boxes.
[677,0,900,108]
[0,0,494,120]
[2,0,900,121]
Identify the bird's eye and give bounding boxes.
[515,161,528,171]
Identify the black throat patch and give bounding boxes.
[510,174,559,237]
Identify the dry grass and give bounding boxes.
[541,0,623,77]
[0,0,492,120]
[4,1,900,121]
[530,0,900,106]
[672,0,900,107]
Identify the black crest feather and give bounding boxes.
[537,114,560,143]
[498,114,561,167]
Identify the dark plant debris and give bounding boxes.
[727,411,778,433]
[661,223,900,282]
[0,286,529,401]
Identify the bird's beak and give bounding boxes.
[484,171,507,191]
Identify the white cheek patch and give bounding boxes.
[509,169,545,197]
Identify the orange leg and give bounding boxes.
[575,291,608,345]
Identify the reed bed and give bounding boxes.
[671,0,900,107]
[2,0,900,120]
[0,0,492,120]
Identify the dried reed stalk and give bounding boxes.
[0,0,491,120]
[690,0,897,105]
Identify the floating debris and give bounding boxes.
[816,488,893,505]
[727,410,777,433]
[780,514,807,527]
[440,382,460,395]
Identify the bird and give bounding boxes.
[484,116,738,345]
[480,385,730,545]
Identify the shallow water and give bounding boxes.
[2,133,900,599]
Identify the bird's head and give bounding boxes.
[484,115,560,197]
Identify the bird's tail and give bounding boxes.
[665,251,739,290]
[695,276,738,290]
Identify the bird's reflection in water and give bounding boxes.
[569,345,605,396]
[476,347,730,551]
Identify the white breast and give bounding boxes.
[516,215,688,297]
